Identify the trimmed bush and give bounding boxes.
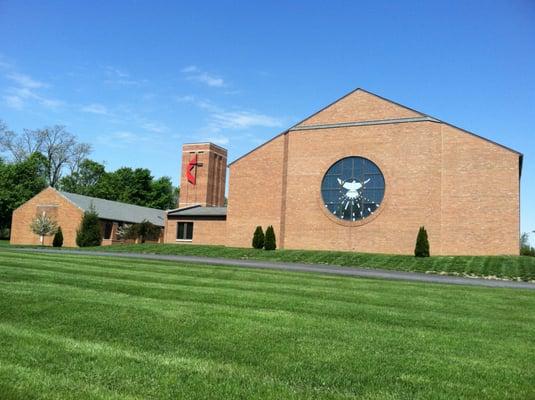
[264,225,276,251]
[414,226,430,257]
[52,227,63,247]
[76,206,102,247]
[252,226,265,249]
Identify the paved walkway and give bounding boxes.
[6,247,535,290]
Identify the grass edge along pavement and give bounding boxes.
[5,241,534,282]
[78,243,535,281]
[0,250,533,399]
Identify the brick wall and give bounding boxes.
[10,187,84,247]
[281,121,443,254]
[440,124,520,255]
[164,216,227,245]
[226,135,287,248]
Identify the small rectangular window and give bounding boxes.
[176,222,193,240]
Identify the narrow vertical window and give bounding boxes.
[104,221,113,239]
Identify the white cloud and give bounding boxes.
[113,131,139,141]
[3,84,63,110]
[7,72,47,89]
[105,66,129,78]
[104,66,145,86]
[81,103,109,115]
[175,94,196,103]
[200,135,230,145]
[194,73,225,87]
[181,65,198,73]
[142,121,168,133]
[96,130,149,147]
[174,95,284,139]
[211,111,282,129]
[3,95,24,109]
[182,65,225,88]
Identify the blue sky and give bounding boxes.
[0,1,534,238]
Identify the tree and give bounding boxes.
[520,232,535,257]
[53,227,64,247]
[252,226,265,249]
[0,152,48,233]
[60,162,178,210]
[0,124,91,187]
[59,159,106,196]
[30,213,58,246]
[148,177,176,209]
[264,225,276,251]
[76,206,102,247]
[414,226,430,257]
[122,220,161,243]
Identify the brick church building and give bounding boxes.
[11,88,522,255]
[164,88,522,255]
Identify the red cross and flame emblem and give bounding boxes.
[186,154,198,185]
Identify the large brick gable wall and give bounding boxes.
[226,90,520,255]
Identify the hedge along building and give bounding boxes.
[165,88,522,255]
[11,187,165,247]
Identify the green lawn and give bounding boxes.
[0,250,533,399]
[84,243,535,281]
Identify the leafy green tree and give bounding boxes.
[148,177,176,209]
[59,159,106,196]
[252,226,265,249]
[59,159,178,210]
[414,226,430,257]
[0,152,48,234]
[30,213,58,246]
[101,167,153,205]
[264,225,276,251]
[53,227,64,247]
[76,206,102,247]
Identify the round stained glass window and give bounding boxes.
[321,157,385,221]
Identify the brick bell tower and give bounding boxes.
[178,142,227,208]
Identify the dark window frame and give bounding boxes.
[176,222,194,240]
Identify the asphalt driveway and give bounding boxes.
[5,247,535,290]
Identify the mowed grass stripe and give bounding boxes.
[3,275,531,352]
[2,254,532,337]
[0,252,534,399]
[1,253,533,341]
[4,252,530,306]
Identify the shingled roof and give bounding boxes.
[59,190,165,226]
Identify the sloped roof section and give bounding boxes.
[59,191,165,226]
[167,205,227,217]
[295,88,424,127]
[228,87,522,170]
